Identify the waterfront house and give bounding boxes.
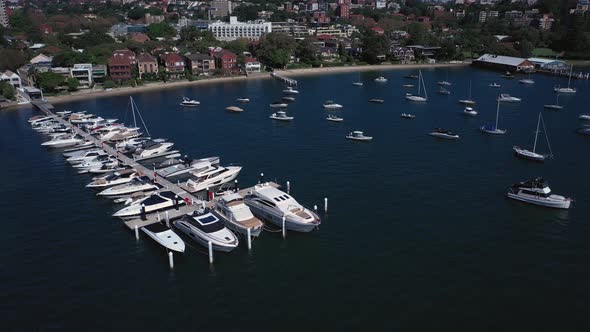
[211,49,238,74]
[108,49,136,81]
[160,53,186,79]
[70,64,93,88]
[1,70,22,89]
[137,53,158,78]
[391,47,415,62]
[473,54,535,72]
[92,65,107,83]
[244,58,262,74]
[29,53,53,67]
[186,53,215,76]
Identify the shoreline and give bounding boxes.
[9,62,469,108]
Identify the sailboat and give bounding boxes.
[437,70,451,86]
[352,72,363,86]
[405,70,427,102]
[480,98,507,135]
[513,113,553,162]
[458,81,476,105]
[518,73,535,84]
[554,65,576,94]
[544,91,563,110]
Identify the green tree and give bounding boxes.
[103,80,116,89]
[67,77,80,91]
[37,72,66,92]
[225,38,249,55]
[147,22,176,39]
[361,30,389,64]
[295,38,318,64]
[257,32,296,68]
[233,4,261,21]
[406,22,428,45]
[0,81,15,100]
[127,7,146,20]
[0,49,27,71]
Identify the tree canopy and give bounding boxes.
[257,32,296,68]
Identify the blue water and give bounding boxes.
[2,67,590,330]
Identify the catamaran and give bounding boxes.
[513,113,553,162]
[405,70,427,102]
[554,65,576,94]
[480,98,507,135]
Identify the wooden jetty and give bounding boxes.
[271,72,298,86]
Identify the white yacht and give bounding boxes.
[225,106,244,112]
[270,111,294,121]
[97,176,158,198]
[513,113,553,162]
[497,94,521,103]
[489,83,501,88]
[115,137,152,152]
[346,131,373,141]
[86,170,140,188]
[507,178,572,209]
[374,76,388,83]
[429,128,460,140]
[437,81,451,86]
[133,140,174,159]
[213,193,264,237]
[113,191,184,219]
[322,100,343,109]
[66,149,107,164]
[236,97,250,103]
[326,114,344,122]
[244,183,320,232]
[480,99,507,135]
[463,107,478,116]
[282,96,295,102]
[174,209,239,252]
[141,222,185,253]
[369,98,384,103]
[270,101,288,108]
[282,86,299,94]
[401,113,416,119]
[41,135,83,148]
[157,156,220,178]
[182,165,242,193]
[554,65,576,94]
[100,127,142,142]
[180,97,200,106]
[579,114,590,121]
[405,70,428,102]
[72,155,118,172]
[519,78,535,84]
[28,115,53,124]
[438,87,451,95]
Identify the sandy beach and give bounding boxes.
[36,62,468,105]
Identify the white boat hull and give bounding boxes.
[142,224,185,253]
[507,193,571,209]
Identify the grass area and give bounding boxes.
[532,48,557,57]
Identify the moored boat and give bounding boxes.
[507,177,572,209]
[213,193,264,237]
[346,131,372,141]
[429,128,460,140]
[141,222,185,253]
[173,208,239,252]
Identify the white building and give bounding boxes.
[208,16,272,41]
[1,70,22,89]
[70,64,93,88]
[0,1,8,28]
[244,58,262,73]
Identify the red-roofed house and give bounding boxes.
[371,27,385,35]
[159,53,186,79]
[129,32,151,43]
[210,49,238,74]
[244,57,262,74]
[108,49,136,81]
[136,53,158,78]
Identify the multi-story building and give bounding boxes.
[186,53,215,76]
[145,13,165,25]
[271,22,309,37]
[136,53,158,78]
[208,16,272,41]
[1,70,21,89]
[391,47,415,62]
[538,14,554,30]
[337,4,350,19]
[0,0,9,28]
[210,0,232,18]
[211,49,238,74]
[70,64,93,88]
[108,49,136,81]
[479,10,499,23]
[92,65,107,83]
[160,53,186,79]
[244,58,262,73]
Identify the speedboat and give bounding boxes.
[182,165,242,193]
[352,81,363,86]
[346,131,372,141]
[501,71,514,79]
[519,78,535,84]
[322,100,343,109]
[56,110,72,117]
[282,86,299,94]
[498,94,521,103]
[236,97,250,103]
[489,83,501,88]
[100,127,142,142]
[86,170,140,188]
[115,137,152,152]
[62,141,95,153]
[213,193,264,237]
[157,156,220,178]
[438,81,452,86]
[225,106,244,112]
[270,101,288,108]
[401,113,416,119]
[463,107,478,116]
[244,183,321,232]
[326,114,343,122]
[97,176,159,198]
[577,126,590,136]
[270,111,294,121]
[29,115,53,124]
[579,114,590,121]
[72,155,118,172]
[429,128,460,140]
[88,164,125,174]
[173,208,239,252]
[113,191,185,219]
[507,177,572,209]
[141,222,185,253]
[41,135,83,148]
[374,76,388,83]
[282,96,295,102]
[554,86,576,94]
[369,98,384,103]
[133,140,174,159]
[66,149,107,164]
[180,97,200,106]
[63,147,100,158]
[458,99,476,105]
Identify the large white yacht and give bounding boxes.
[133,140,174,159]
[180,97,200,106]
[72,155,118,172]
[141,222,185,253]
[86,170,140,188]
[213,193,264,237]
[507,178,573,209]
[497,94,521,103]
[97,176,159,198]
[41,135,83,148]
[66,149,107,164]
[244,183,320,232]
[322,101,343,109]
[174,209,239,252]
[157,156,220,178]
[113,191,184,219]
[182,164,242,193]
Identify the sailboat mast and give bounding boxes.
[495,98,500,128]
[568,65,573,88]
[131,97,137,128]
[533,113,540,153]
[469,81,472,99]
[423,71,427,99]
[417,71,421,96]
[540,113,553,157]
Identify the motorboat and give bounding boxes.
[322,100,343,109]
[72,155,118,172]
[429,128,460,140]
[97,176,159,198]
[519,78,535,84]
[225,106,244,112]
[513,113,553,162]
[369,98,384,103]
[56,110,72,117]
[402,84,414,88]
[553,65,576,94]
[282,96,295,102]
[326,114,344,122]
[577,126,590,136]
[173,208,239,252]
[374,76,388,83]
[579,114,590,121]
[113,191,185,219]
[463,107,478,116]
[41,135,83,148]
[115,137,152,152]
[497,94,521,103]
[438,87,451,95]
[66,149,107,164]
[405,70,427,102]
[157,156,220,178]
[270,111,294,121]
[346,131,373,141]
[86,169,140,188]
[141,222,185,253]
[270,101,288,108]
[501,71,514,79]
[213,193,264,237]
[437,81,452,86]
[133,140,174,159]
[62,141,95,153]
[404,74,419,79]
[100,127,142,142]
[401,113,416,119]
[29,115,53,124]
[507,177,572,209]
[236,97,250,103]
[282,86,299,94]
[63,147,100,158]
[180,97,200,106]
[544,91,563,110]
[182,165,242,193]
[458,81,475,105]
[480,99,507,135]
[244,183,320,232]
[489,83,501,88]
[87,164,125,174]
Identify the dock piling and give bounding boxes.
[247,227,252,250]
[259,172,264,184]
[314,205,318,212]
[324,197,328,213]
[208,241,214,264]
[287,181,290,193]
[134,225,139,240]
[165,211,170,227]
[282,215,286,239]
[168,251,174,270]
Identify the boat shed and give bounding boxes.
[527,57,569,71]
[472,54,535,72]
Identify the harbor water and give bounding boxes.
[2,67,590,330]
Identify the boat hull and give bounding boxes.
[513,147,546,162]
[142,226,185,253]
[245,203,318,232]
[173,221,238,252]
[507,193,571,209]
